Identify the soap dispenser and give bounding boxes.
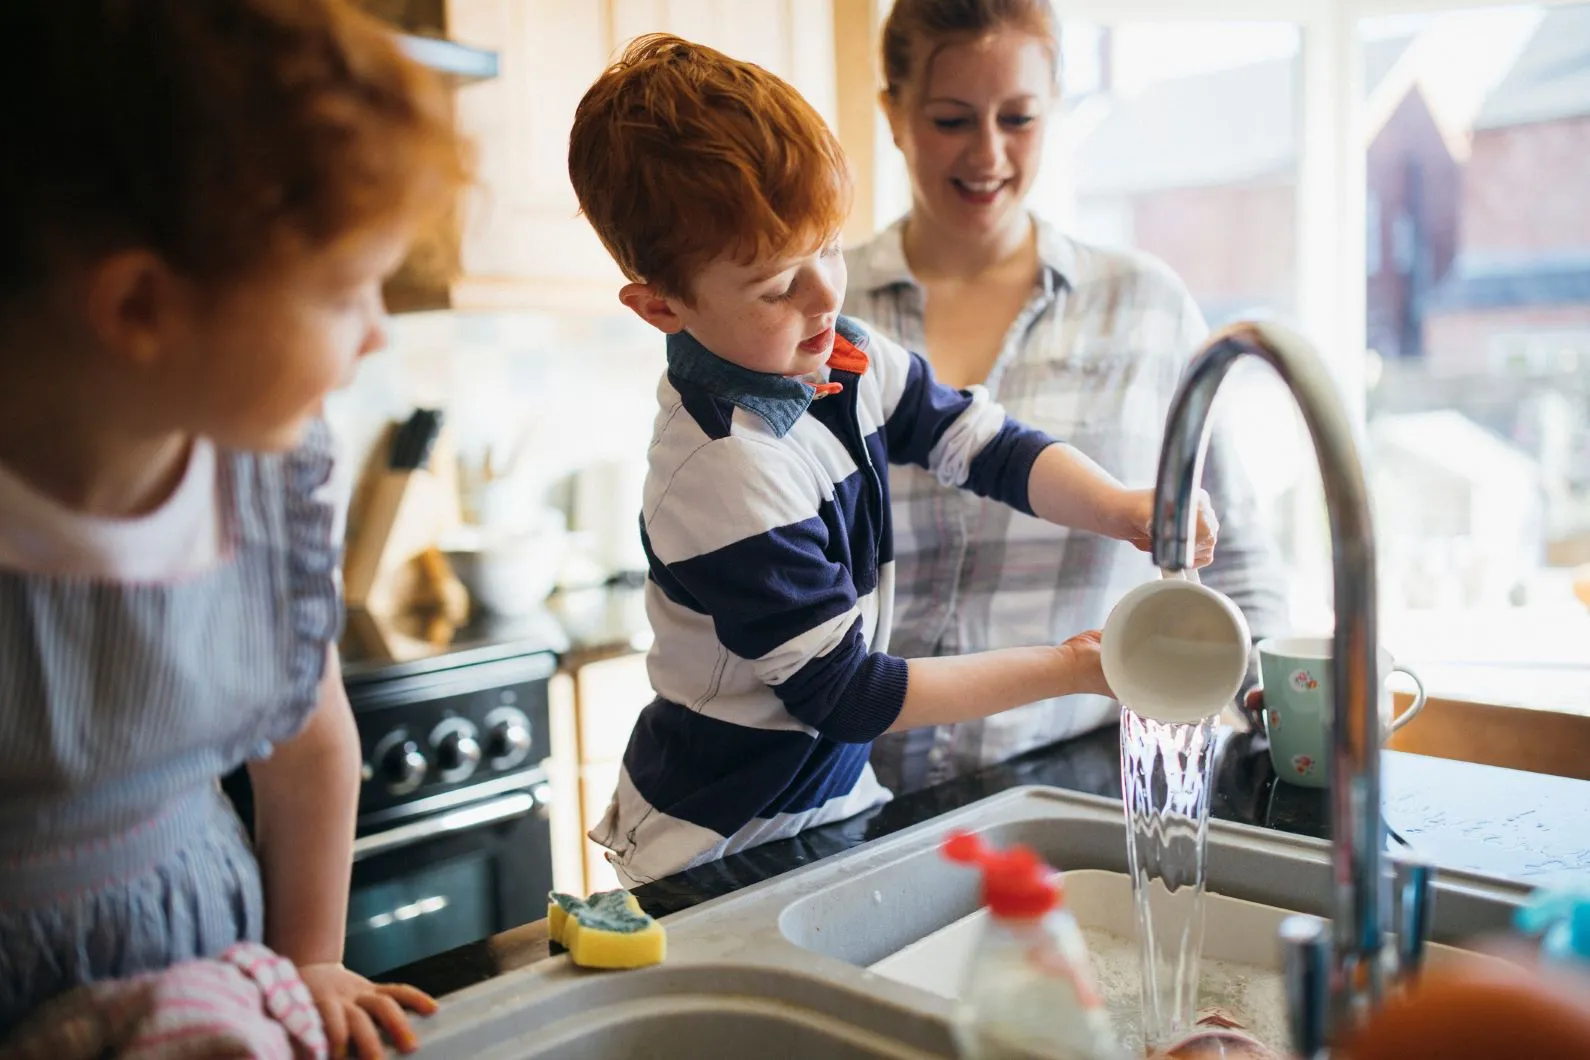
[943,831,1123,1060]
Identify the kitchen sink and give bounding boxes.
[868,869,1503,1049]
[409,787,1533,1058]
[412,964,951,1059]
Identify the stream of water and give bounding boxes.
[1119,706,1218,1052]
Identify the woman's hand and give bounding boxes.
[297,963,437,1059]
[1112,487,1218,567]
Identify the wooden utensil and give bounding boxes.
[343,408,466,619]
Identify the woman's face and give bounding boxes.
[888,28,1054,245]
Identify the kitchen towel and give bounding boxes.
[0,941,327,1060]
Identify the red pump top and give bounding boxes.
[942,830,1061,919]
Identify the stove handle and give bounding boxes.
[352,790,537,862]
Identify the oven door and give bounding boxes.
[344,776,553,978]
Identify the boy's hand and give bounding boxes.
[298,962,437,1058]
[1056,630,1112,698]
[1111,487,1218,567]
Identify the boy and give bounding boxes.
[567,34,1217,885]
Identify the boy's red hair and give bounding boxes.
[0,0,469,297]
[568,34,852,301]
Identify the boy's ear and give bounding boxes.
[618,282,685,334]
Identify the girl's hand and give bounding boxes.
[1113,487,1219,567]
[297,962,437,1058]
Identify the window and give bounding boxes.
[1026,15,1327,623]
[1359,3,1590,682]
[874,0,1590,694]
[1367,191,1383,277]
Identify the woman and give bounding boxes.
[846,0,1289,793]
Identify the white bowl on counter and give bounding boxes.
[445,520,569,618]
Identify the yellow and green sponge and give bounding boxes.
[547,889,666,969]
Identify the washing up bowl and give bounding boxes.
[869,869,1503,1049]
[409,787,1533,1058]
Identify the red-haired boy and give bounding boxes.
[567,34,1217,884]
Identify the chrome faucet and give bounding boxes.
[1148,320,1433,1052]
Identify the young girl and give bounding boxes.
[0,2,468,1056]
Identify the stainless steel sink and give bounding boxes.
[409,787,1532,1058]
[417,964,950,1059]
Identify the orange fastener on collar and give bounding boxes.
[827,334,870,376]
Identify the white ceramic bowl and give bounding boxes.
[447,526,567,617]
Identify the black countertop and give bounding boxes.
[389,721,1590,998]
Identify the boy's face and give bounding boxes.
[623,237,846,377]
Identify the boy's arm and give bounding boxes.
[869,326,1216,559]
[872,331,1054,516]
[888,632,1110,733]
[653,441,1111,741]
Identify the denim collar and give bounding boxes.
[665,329,819,438]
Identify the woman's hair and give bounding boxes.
[880,0,1059,100]
[0,0,470,299]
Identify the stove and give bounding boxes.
[229,611,568,979]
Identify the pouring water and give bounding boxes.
[1119,707,1218,1051]
[1102,569,1252,1052]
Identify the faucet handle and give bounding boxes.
[1393,858,1436,983]
[1280,914,1332,1059]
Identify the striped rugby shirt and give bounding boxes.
[591,315,1058,884]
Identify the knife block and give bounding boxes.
[343,423,465,619]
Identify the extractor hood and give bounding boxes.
[396,33,499,84]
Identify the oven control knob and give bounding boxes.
[381,739,428,796]
[485,707,532,770]
[434,730,482,784]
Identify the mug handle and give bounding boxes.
[1387,664,1427,734]
[1160,567,1202,585]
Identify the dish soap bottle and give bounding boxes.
[943,831,1124,1060]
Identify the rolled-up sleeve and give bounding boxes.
[867,327,1056,515]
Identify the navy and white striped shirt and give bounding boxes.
[590,315,1056,884]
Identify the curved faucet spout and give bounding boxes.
[1150,320,1386,1036]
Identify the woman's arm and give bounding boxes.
[247,647,434,1057]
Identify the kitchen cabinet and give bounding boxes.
[380,0,859,314]
[544,671,586,895]
[609,1,836,122]
[579,762,625,892]
[383,0,617,313]
[574,652,652,891]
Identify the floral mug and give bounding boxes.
[1257,635,1427,789]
